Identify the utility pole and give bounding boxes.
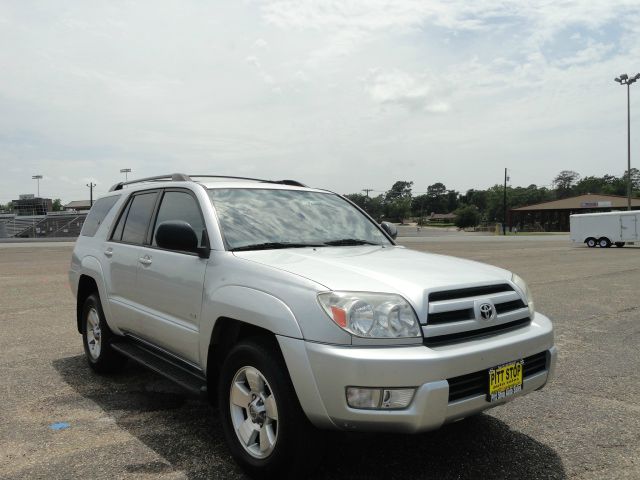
[503,168,508,235]
[120,168,132,181]
[614,73,640,210]
[86,183,96,207]
[362,188,374,213]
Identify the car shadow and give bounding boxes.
[53,355,565,480]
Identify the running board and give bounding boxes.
[111,340,208,397]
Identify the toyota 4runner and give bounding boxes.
[69,173,556,478]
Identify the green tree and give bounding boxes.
[553,170,580,199]
[461,189,488,211]
[411,194,429,219]
[345,193,384,220]
[426,182,448,214]
[385,181,413,202]
[454,205,480,229]
[52,198,63,211]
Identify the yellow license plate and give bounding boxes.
[488,360,523,402]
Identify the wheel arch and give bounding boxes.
[76,256,110,333]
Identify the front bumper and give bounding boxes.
[278,313,555,432]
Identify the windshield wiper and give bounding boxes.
[231,242,325,252]
[323,238,381,246]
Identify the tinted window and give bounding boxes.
[120,192,158,244]
[208,188,390,251]
[152,191,206,248]
[81,195,120,237]
[111,200,131,241]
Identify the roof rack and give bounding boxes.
[108,173,307,192]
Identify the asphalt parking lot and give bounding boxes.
[1,237,639,479]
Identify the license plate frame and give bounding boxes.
[487,359,524,402]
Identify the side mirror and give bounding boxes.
[380,221,398,240]
[155,221,209,258]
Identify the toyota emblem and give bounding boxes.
[479,303,496,320]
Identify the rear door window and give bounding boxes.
[120,192,158,244]
[80,195,120,237]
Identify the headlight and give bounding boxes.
[512,273,535,318]
[318,291,421,338]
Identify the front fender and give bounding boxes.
[199,285,303,370]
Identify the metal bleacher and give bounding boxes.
[0,213,87,238]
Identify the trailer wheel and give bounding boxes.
[615,242,626,248]
[585,238,596,248]
[598,237,611,248]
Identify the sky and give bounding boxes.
[2,0,640,203]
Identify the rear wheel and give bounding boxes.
[598,237,611,248]
[218,338,324,479]
[615,242,626,248]
[585,237,596,248]
[82,293,127,373]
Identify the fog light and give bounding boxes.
[381,389,415,409]
[346,387,381,409]
[346,387,416,409]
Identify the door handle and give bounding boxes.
[138,256,152,266]
[104,248,113,258]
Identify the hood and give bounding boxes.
[233,245,512,302]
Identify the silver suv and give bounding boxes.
[69,173,556,478]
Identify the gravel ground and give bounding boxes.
[0,238,638,479]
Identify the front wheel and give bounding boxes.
[585,237,596,248]
[218,339,324,479]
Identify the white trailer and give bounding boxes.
[570,211,640,247]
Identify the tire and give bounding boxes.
[218,338,324,479]
[598,237,611,248]
[585,238,596,248]
[615,242,626,248]
[81,293,127,373]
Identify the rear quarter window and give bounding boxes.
[80,195,120,237]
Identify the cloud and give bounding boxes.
[2,0,640,203]
[364,69,449,112]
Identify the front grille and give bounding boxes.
[428,308,474,325]
[447,351,548,402]
[495,299,526,314]
[429,284,513,302]
[423,317,531,347]
[423,283,530,345]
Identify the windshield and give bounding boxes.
[208,188,391,251]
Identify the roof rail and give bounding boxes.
[109,173,191,192]
[108,173,307,192]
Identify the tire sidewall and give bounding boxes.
[586,238,596,248]
[218,340,313,479]
[82,293,105,365]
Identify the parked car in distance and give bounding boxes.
[69,173,556,478]
[570,211,640,248]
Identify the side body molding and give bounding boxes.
[199,285,304,370]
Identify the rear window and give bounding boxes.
[120,192,158,244]
[80,196,120,237]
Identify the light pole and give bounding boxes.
[614,73,640,210]
[32,175,43,197]
[86,182,96,207]
[120,168,132,181]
